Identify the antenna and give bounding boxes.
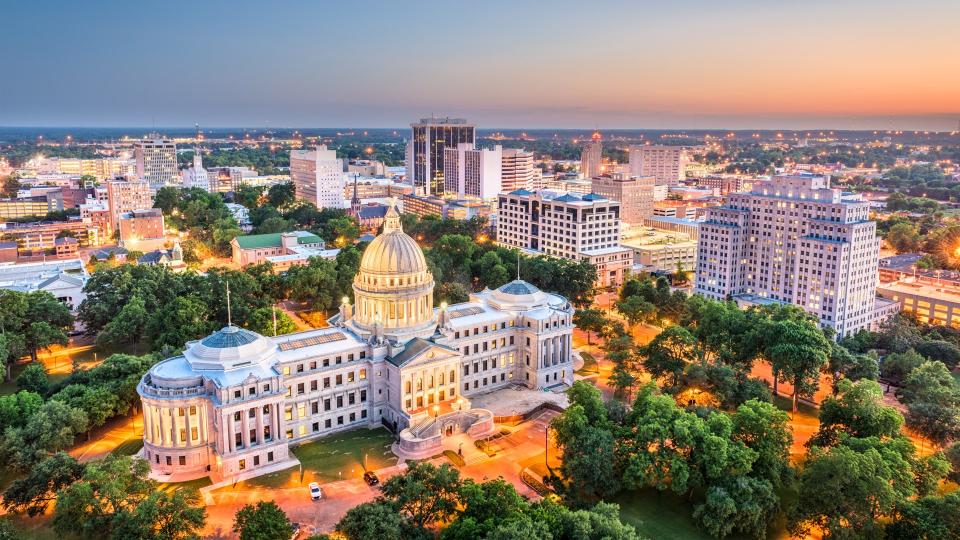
[516,251,521,280]
[226,282,233,327]
[272,308,278,337]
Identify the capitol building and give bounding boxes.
[137,206,575,482]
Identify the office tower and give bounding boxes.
[181,149,210,191]
[118,208,166,252]
[134,138,178,187]
[443,143,502,199]
[628,145,689,186]
[497,190,633,288]
[500,148,535,192]
[591,173,656,224]
[580,130,602,179]
[407,117,475,196]
[106,179,153,229]
[290,145,344,209]
[694,174,881,338]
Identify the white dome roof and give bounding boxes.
[183,325,276,371]
[359,229,428,275]
[489,279,549,309]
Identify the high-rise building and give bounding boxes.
[500,148,535,192]
[290,145,344,209]
[694,174,882,338]
[407,117,475,196]
[106,179,153,229]
[497,190,633,288]
[443,143,502,199]
[134,138,178,187]
[181,149,210,192]
[580,130,602,179]
[118,208,166,252]
[591,173,656,224]
[628,145,689,186]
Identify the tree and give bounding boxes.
[53,455,155,538]
[112,488,206,540]
[886,222,921,253]
[899,360,960,406]
[232,501,293,540]
[0,519,20,540]
[604,332,638,399]
[0,290,73,362]
[245,307,298,336]
[641,326,695,389]
[16,362,49,395]
[913,453,950,497]
[233,184,263,210]
[693,476,778,539]
[914,339,960,370]
[731,399,792,486]
[615,295,654,329]
[880,348,926,385]
[0,390,43,433]
[97,295,149,353]
[551,390,620,506]
[764,318,830,412]
[790,440,914,539]
[2,452,85,516]
[574,308,608,346]
[145,296,210,351]
[267,182,296,209]
[378,462,462,529]
[887,492,960,540]
[1,175,22,198]
[323,216,361,246]
[335,502,406,540]
[442,479,529,540]
[810,379,904,448]
[285,257,339,311]
[2,400,88,471]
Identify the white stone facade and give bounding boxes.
[138,206,574,483]
[694,174,881,338]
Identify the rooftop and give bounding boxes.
[233,230,323,250]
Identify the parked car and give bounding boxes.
[363,471,379,486]
[309,482,322,500]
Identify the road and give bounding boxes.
[198,410,561,538]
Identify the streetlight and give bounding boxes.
[432,405,439,419]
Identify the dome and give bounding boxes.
[359,229,429,276]
[350,205,437,341]
[183,325,277,371]
[489,279,549,309]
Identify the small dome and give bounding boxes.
[498,280,541,296]
[489,279,549,309]
[184,325,276,371]
[201,326,262,348]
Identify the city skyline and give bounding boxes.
[2,0,958,131]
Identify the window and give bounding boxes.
[254,455,260,466]
[359,369,367,380]
[336,374,343,385]
[263,384,270,392]
[249,408,256,418]
[360,390,367,402]
[297,364,304,373]
[233,390,241,399]
[312,422,319,432]
[239,459,246,471]
[286,429,293,439]
[349,412,356,422]
[336,396,343,408]
[324,377,331,388]
[166,456,171,466]
[312,401,319,414]
[285,406,293,421]
[282,366,290,375]
[297,383,305,395]
[191,427,198,440]
[324,398,331,411]
[349,393,356,405]
[179,456,186,465]
[311,380,318,391]
[325,419,332,428]
[309,361,316,369]
[348,372,355,383]
[248,387,255,396]
[268,451,274,462]
[337,416,344,425]
[189,406,197,415]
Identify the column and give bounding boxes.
[227,411,235,453]
[184,408,192,447]
[143,406,152,444]
[255,406,264,446]
[241,408,250,449]
[159,407,169,446]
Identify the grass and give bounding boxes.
[771,393,820,419]
[110,438,145,457]
[157,476,212,494]
[235,427,397,489]
[576,352,599,376]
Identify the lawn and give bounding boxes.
[157,476,212,494]
[236,427,397,489]
[110,438,145,457]
[576,352,599,376]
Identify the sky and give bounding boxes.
[1,0,959,131]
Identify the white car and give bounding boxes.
[309,482,322,500]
